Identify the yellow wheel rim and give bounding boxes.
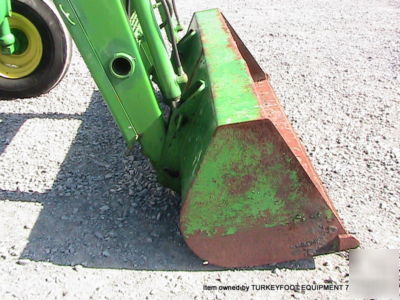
[0,13,43,79]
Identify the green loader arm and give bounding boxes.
[0,0,15,54]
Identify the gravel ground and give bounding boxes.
[0,0,399,299]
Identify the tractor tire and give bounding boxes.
[0,0,72,99]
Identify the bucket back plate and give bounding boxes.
[172,9,358,267]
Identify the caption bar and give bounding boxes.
[203,284,349,292]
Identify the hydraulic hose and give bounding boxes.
[159,0,183,77]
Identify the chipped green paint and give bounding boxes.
[266,143,274,156]
[160,9,266,193]
[294,213,306,223]
[195,9,261,125]
[289,170,301,189]
[325,209,334,220]
[287,170,302,203]
[183,122,311,238]
[226,227,237,235]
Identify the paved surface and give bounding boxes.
[0,0,399,299]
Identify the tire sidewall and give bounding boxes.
[0,0,70,98]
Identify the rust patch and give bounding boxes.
[184,214,347,268]
[223,173,256,196]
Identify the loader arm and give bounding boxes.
[0,0,15,54]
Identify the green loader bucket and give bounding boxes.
[163,9,359,267]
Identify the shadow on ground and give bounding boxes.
[0,91,315,271]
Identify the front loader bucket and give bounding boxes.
[168,9,359,268]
